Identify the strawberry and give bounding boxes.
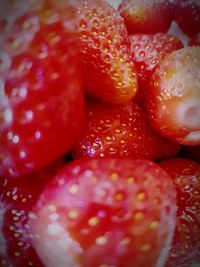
[118,0,172,34]
[160,158,200,267]
[0,159,64,267]
[129,33,183,103]
[72,99,180,161]
[28,158,176,267]
[75,0,138,104]
[189,33,200,47]
[0,0,84,178]
[173,0,200,37]
[145,46,200,145]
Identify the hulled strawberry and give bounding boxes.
[0,0,84,178]
[72,99,180,161]
[160,158,200,267]
[173,0,200,37]
[0,159,65,267]
[74,0,138,104]
[145,46,200,145]
[29,158,176,267]
[189,33,200,47]
[129,33,183,103]
[118,0,172,34]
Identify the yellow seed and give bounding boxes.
[150,221,159,229]
[68,209,79,220]
[114,193,124,201]
[48,205,57,212]
[136,192,146,201]
[115,129,121,133]
[14,252,20,257]
[69,184,79,194]
[121,237,131,246]
[88,217,99,226]
[134,212,144,220]
[141,244,151,252]
[126,177,135,184]
[13,195,18,200]
[18,242,24,247]
[110,172,119,180]
[96,236,108,246]
[14,233,20,238]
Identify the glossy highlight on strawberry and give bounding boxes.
[129,33,183,103]
[0,159,64,267]
[160,158,200,267]
[145,47,200,145]
[118,0,172,34]
[0,0,84,178]
[75,0,138,104]
[173,0,200,36]
[72,99,180,161]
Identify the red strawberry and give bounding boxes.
[0,198,11,267]
[118,0,172,34]
[75,0,138,104]
[0,0,84,178]
[160,158,200,267]
[189,33,200,46]
[129,33,183,103]
[0,159,64,267]
[145,46,200,145]
[72,100,180,161]
[173,0,200,37]
[28,158,176,267]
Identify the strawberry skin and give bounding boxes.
[72,99,180,161]
[118,0,172,34]
[75,0,138,104]
[28,158,176,267]
[0,0,84,178]
[145,47,200,145]
[0,159,64,267]
[189,33,200,47]
[160,158,200,267]
[129,33,183,103]
[173,0,200,37]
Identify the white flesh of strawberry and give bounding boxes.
[29,207,82,267]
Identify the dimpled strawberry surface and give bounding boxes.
[0,0,200,267]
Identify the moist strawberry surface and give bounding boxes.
[189,33,200,47]
[0,0,199,266]
[0,159,65,267]
[29,158,176,267]
[160,158,200,267]
[75,0,138,104]
[173,0,200,37]
[129,33,183,103]
[118,0,172,34]
[72,99,180,161]
[145,46,200,145]
[0,0,84,178]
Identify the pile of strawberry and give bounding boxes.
[0,0,200,267]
